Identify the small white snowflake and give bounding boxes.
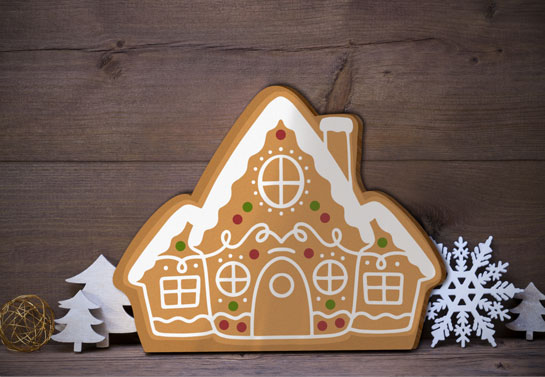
[427,236,522,347]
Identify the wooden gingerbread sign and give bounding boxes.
[114,86,445,352]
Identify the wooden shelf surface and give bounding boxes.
[1,339,544,376]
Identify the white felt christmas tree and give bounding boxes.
[66,254,136,347]
[506,282,545,340]
[52,290,105,352]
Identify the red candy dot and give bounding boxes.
[320,213,330,223]
[335,318,345,328]
[317,321,327,331]
[219,320,229,330]
[249,249,260,259]
[276,129,286,140]
[233,214,243,224]
[237,322,247,332]
[304,248,314,259]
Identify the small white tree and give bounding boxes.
[52,290,105,352]
[506,282,545,340]
[66,254,136,347]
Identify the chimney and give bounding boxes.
[319,117,354,185]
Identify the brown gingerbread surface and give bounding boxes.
[114,86,445,352]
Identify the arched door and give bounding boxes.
[251,256,313,337]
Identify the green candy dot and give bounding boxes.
[242,202,253,212]
[310,201,320,211]
[377,238,388,248]
[325,299,336,310]
[228,301,238,311]
[175,241,186,251]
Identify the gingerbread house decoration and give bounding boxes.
[114,86,445,352]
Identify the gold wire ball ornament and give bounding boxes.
[0,295,55,352]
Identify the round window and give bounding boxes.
[216,262,251,297]
[257,154,304,209]
[312,260,348,295]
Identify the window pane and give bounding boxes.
[366,275,382,286]
[263,186,280,204]
[282,185,300,204]
[385,289,400,302]
[262,158,279,181]
[282,160,300,181]
[163,293,179,307]
[181,292,197,306]
[386,275,401,287]
[367,289,383,302]
[331,279,345,292]
[162,279,178,290]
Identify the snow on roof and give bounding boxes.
[128,95,436,284]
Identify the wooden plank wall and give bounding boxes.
[1,0,544,341]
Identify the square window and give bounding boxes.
[160,275,201,309]
[385,289,400,302]
[363,272,404,305]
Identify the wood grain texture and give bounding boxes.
[1,0,544,51]
[1,2,544,161]
[1,161,543,339]
[1,339,545,376]
[1,0,544,373]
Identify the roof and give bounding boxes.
[128,87,437,284]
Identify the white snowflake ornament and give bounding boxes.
[427,236,522,347]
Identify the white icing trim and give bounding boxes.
[153,314,210,324]
[146,265,420,339]
[152,311,251,324]
[123,94,443,342]
[352,312,411,321]
[149,305,415,339]
[267,247,296,254]
[133,222,429,339]
[320,117,354,185]
[319,117,354,134]
[128,96,436,284]
[312,310,410,321]
[269,273,295,298]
